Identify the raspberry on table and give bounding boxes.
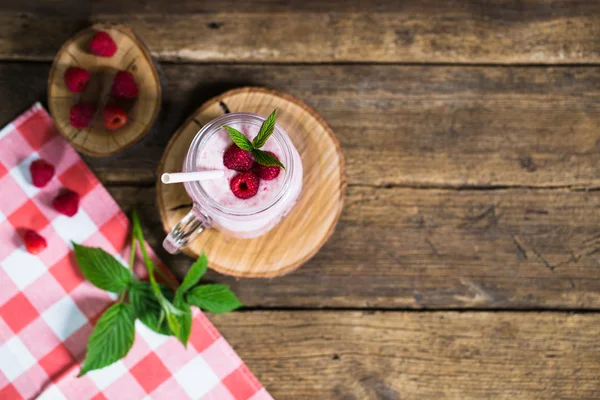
[29,159,55,188]
[52,190,80,217]
[23,230,47,255]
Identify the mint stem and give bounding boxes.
[154,267,178,290]
[128,232,136,270]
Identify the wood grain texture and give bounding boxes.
[110,185,600,309]
[211,311,600,399]
[158,88,345,277]
[1,0,600,63]
[92,63,600,187]
[48,24,161,156]
[2,63,599,187]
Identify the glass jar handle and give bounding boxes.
[162,206,208,254]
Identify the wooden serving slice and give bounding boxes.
[48,24,161,157]
[157,87,346,277]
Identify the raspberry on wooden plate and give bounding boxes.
[103,105,128,131]
[111,70,139,99]
[64,67,90,93]
[88,31,117,57]
[69,103,95,129]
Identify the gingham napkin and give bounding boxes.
[0,103,271,400]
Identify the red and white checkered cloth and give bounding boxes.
[0,103,272,400]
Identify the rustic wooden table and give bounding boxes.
[2,1,600,398]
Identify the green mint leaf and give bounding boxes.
[72,243,131,293]
[129,281,173,336]
[252,109,277,149]
[166,312,181,338]
[173,293,192,346]
[78,303,135,376]
[186,284,243,314]
[252,149,285,170]
[179,253,208,294]
[224,126,253,150]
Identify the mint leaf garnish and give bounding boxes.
[223,109,284,169]
[252,109,277,149]
[224,126,253,150]
[186,284,243,314]
[78,303,135,376]
[252,149,285,169]
[129,281,172,336]
[73,243,131,293]
[179,252,208,293]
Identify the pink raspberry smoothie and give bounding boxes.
[198,123,284,209]
[193,121,302,238]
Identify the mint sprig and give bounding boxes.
[223,109,285,169]
[73,210,244,375]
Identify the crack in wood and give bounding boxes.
[425,237,440,257]
[511,235,528,260]
[459,204,503,230]
[219,100,231,114]
[529,246,555,272]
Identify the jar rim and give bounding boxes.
[183,112,295,218]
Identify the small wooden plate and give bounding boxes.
[157,88,346,277]
[48,23,161,157]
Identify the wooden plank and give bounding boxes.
[1,63,598,188]
[1,0,600,63]
[109,185,600,309]
[211,311,600,399]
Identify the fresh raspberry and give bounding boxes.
[88,31,117,57]
[230,172,260,199]
[69,103,95,129]
[29,159,55,188]
[52,190,80,217]
[111,70,138,99]
[23,230,47,255]
[253,152,281,181]
[103,105,128,131]
[64,67,90,93]
[223,144,254,171]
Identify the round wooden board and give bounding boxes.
[48,23,161,157]
[157,88,346,278]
